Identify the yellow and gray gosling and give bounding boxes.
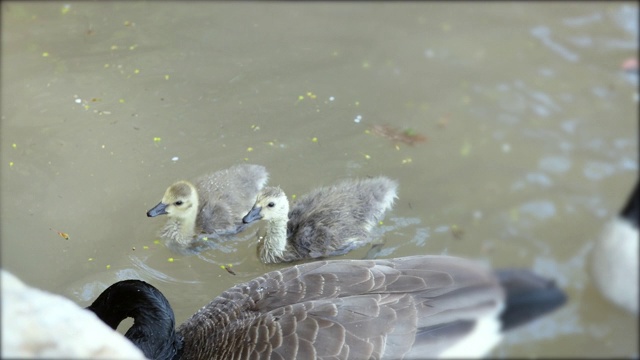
[147,164,268,251]
[592,180,638,315]
[242,176,398,264]
[87,255,567,360]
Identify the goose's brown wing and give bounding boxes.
[179,256,504,359]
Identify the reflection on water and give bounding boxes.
[1,2,637,358]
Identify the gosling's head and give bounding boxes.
[242,186,289,224]
[147,181,198,220]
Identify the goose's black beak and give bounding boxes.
[147,202,168,217]
[242,207,262,224]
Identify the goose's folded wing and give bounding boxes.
[232,256,505,359]
[242,257,505,359]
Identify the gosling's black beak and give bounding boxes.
[242,207,262,224]
[147,202,168,217]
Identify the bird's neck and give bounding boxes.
[260,218,290,263]
[87,282,182,360]
[164,201,200,246]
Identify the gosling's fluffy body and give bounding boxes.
[148,164,268,248]
[243,177,398,263]
[87,255,567,360]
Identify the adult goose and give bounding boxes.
[87,255,567,360]
[242,176,398,263]
[147,164,268,251]
[591,180,638,314]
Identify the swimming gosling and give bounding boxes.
[87,255,567,360]
[591,180,638,315]
[242,176,398,263]
[147,164,268,249]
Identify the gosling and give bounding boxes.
[147,164,268,250]
[242,176,398,263]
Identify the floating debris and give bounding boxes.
[369,124,426,146]
[220,264,236,275]
[450,225,464,240]
[50,228,69,240]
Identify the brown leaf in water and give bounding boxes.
[50,228,69,240]
[370,124,427,146]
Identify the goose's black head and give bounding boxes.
[87,280,183,360]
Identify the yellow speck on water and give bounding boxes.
[88,258,94,262]
[106,264,111,269]
[134,69,140,74]
[247,147,253,152]
[153,240,160,244]
[83,105,90,110]
[401,158,413,164]
[510,208,519,221]
[110,45,118,50]
[379,221,384,225]
[298,95,304,101]
[311,137,318,143]
[164,74,170,80]
[355,101,360,106]
[9,162,14,167]
[143,245,149,250]
[168,258,175,263]
[12,143,17,149]
[460,141,472,157]
[395,145,400,151]
[101,144,105,149]
[153,137,162,143]
[60,4,70,15]
[202,237,209,241]
[265,141,275,146]
[42,52,49,57]
[129,44,138,50]
[119,98,125,103]
[104,63,110,68]
[362,153,371,160]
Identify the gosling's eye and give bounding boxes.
[175,200,183,206]
[268,202,275,208]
